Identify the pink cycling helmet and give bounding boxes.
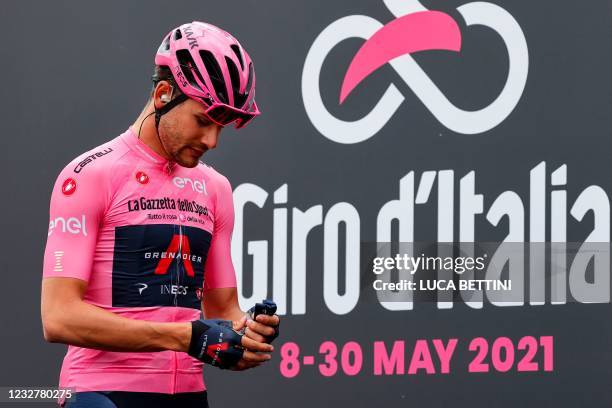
[154,21,260,128]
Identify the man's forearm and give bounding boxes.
[44,299,191,353]
[201,287,246,321]
[209,305,245,322]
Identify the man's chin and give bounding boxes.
[175,158,200,168]
[174,150,203,168]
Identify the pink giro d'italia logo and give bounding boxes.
[302,0,529,144]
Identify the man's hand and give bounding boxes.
[244,313,280,344]
[231,316,274,371]
[188,317,274,370]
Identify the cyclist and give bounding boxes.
[41,21,279,408]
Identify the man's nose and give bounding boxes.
[201,125,222,150]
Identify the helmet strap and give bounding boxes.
[152,93,189,168]
[154,93,189,130]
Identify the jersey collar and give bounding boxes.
[122,127,178,174]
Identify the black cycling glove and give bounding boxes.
[188,319,244,369]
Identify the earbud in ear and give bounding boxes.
[161,94,171,103]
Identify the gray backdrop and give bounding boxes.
[1,0,611,407]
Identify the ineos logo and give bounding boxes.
[161,284,189,295]
[173,176,208,195]
[302,0,529,143]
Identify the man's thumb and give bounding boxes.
[232,315,248,331]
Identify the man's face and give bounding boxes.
[157,98,223,168]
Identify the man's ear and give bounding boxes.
[153,81,174,109]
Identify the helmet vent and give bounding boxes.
[174,29,183,40]
[176,49,203,91]
[230,45,244,70]
[199,50,228,104]
[226,57,247,108]
[159,34,171,52]
[245,63,254,98]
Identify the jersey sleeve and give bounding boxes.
[203,175,237,290]
[42,161,109,282]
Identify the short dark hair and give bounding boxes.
[150,65,181,98]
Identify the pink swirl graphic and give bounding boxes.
[339,11,462,104]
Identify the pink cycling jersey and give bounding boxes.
[42,127,237,393]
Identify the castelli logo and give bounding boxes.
[61,178,77,195]
[136,171,149,184]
